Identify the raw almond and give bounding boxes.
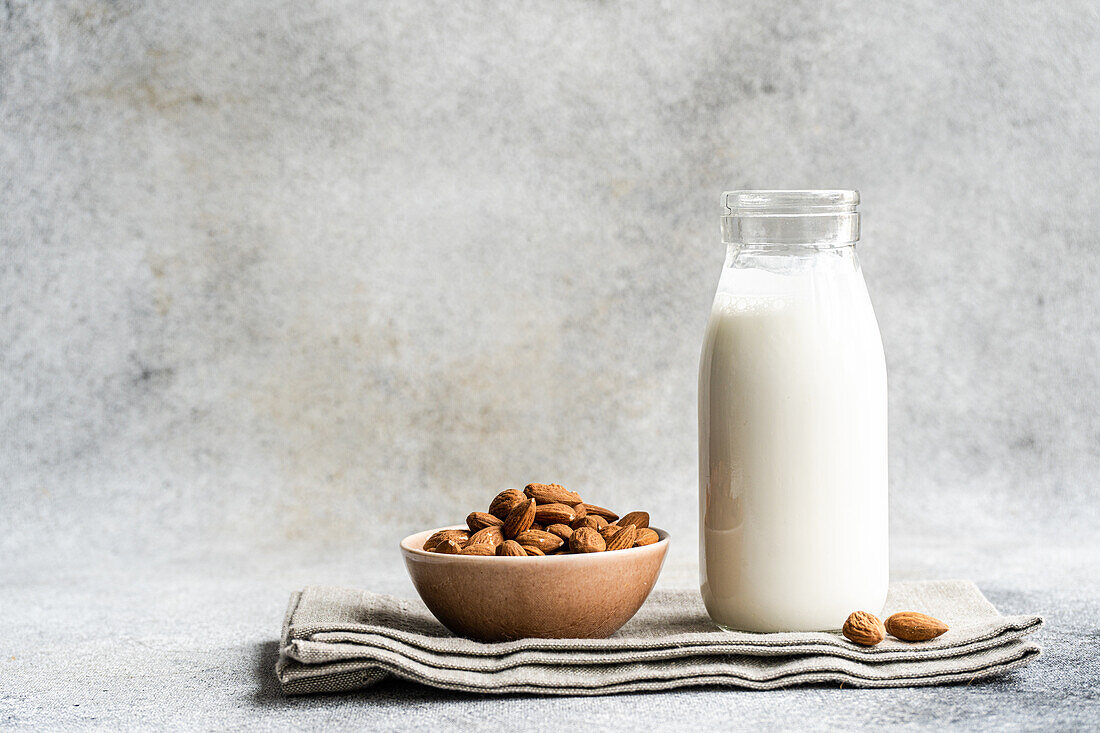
[546,523,574,541]
[634,528,659,547]
[569,526,606,553]
[467,525,503,549]
[885,612,949,641]
[423,529,468,552]
[618,511,649,529]
[842,611,886,646]
[572,503,587,520]
[605,525,637,551]
[522,545,545,556]
[467,511,504,532]
[458,543,496,556]
[514,529,564,553]
[488,489,526,519]
[524,483,583,505]
[531,522,545,532]
[503,498,536,539]
[573,514,607,531]
[599,523,621,541]
[434,539,464,555]
[534,503,577,525]
[580,503,619,521]
[498,540,526,556]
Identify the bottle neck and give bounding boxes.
[729,242,858,257]
[721,212,860,248]
[724,241,860,275]
[721,190,861,247]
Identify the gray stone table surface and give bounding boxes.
[2,546,1097,730]
[3,0,1099,729]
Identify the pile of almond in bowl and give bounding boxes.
[421,483,659,557]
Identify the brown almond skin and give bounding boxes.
[843,611,886,646]
[634,528,659,547]
[503,498,536,539]
[531,522,545,532]
[514,529,564,553]
[580,503,618,521]
[488,489,526,519]
[546,523,574,541]
[458,543,496,556]
[573,514,608,531]
[885,612,949,641]
[569,526,606,553]
[467,525,503,549]
[599,523,621,541]
[521,545,545,556]
[434,539,464,555]
[534,503,577,525]
[423,529,468,551]
[524,483,583,505]
[606,525,637,551]
[467,511,504,532]
[618,511,649,529]
[498,540,526,556]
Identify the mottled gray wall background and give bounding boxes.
[2,0,1097,585]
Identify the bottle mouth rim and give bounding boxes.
[720,190,861,245]
[722,190,859,216]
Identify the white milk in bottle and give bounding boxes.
[699,190,888,632]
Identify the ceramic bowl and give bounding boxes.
[400,525,670,641]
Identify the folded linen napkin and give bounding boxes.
[276,580,1041,695]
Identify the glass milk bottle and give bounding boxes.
[699,190,888,632]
